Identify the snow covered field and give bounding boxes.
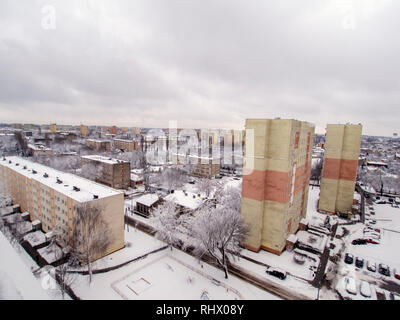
[71,229,280,300]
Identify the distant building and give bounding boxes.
[113,138,139,152]
[80,124,89,137]
[241,118,314,255]
[50,124,57,133]
[111,126,118,135]
[319,124,362,215]
[85,139,111,152]
[81,155,131,190]
[0,156,124,260]
[28,144,53,156]
[188,155,220,178]
[366,161,388,168]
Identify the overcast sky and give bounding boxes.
[0,0,399,135]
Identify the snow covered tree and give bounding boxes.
[70,203,111,283]
[80,162,102,181]
[47,224,76,299]
[188,205,248,279]
[196,178,220,198]
[149,201,184,250]
[161,167,187,193]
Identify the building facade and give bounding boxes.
[80,124,88,137]
[81,155,131,190]
[85,139,111,152]
[318,124,362,215]
[0,156,124,259]
[241,119,314,255]
[113,138,139,152]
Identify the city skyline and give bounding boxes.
[1,1,400,136]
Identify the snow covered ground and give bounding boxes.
[71,229,280,300]
[0,231,51,299]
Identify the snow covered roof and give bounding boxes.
[27,143,52,151]
[86,139,110,143]
[136,194,159,207]
[23,231,47,248]
[0,156,122,202]
[81,154,128,165]
[37,243,63,264]
[32,219,41,226]
[164,190,205,210]
[113,138,136,142]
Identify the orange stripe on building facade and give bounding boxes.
[322,158,358,181]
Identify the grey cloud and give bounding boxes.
[0,0,399,135]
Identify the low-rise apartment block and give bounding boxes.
[113,138,139,152]
[85,139,111,152]
[0,156,124,259]
[81,155,130,190]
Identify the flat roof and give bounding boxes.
[81,155,129,165]
[0,156,122,202]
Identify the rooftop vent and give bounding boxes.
[73,186,80,192]
[32,170,37,174]
[93,194,99,199]
[43,173,49,178]
[16,163,19,166]
[8,160,12,164]
[23,166,27,169]
[56,177,62,184]
[2,157,5,161]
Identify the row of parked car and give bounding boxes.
[344,277,372,297]
[352,227,381,245]
[344,253,400,279]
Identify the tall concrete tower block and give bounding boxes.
[318,124,362,214]
[241,119,315,255]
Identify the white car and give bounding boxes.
[345,277,357,295]
[360,280,371,298]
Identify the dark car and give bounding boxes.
[352,239,367,245]
[355,257,364,268]
[378,264,390,277]
[266,267,287,280]
[370,210,375,215]
[344,253,354,264]
[394,269,400,280]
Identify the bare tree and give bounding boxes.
[47,224,76,299]
[311,157,323,184]
[70,203,111,283]
[80,162,102,181]
[161,167,187,193]
[131,150,151,191]
[188,204,248,279]
[196,178,220,198]
[149,201,183,250]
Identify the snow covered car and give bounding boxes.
[378,264,390,277]
[360,280,371,298]
[344,253,354,264]
[367,261,376,272]
[355,257,364,268]
[265,267,287,280]
[345,277,357,295]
